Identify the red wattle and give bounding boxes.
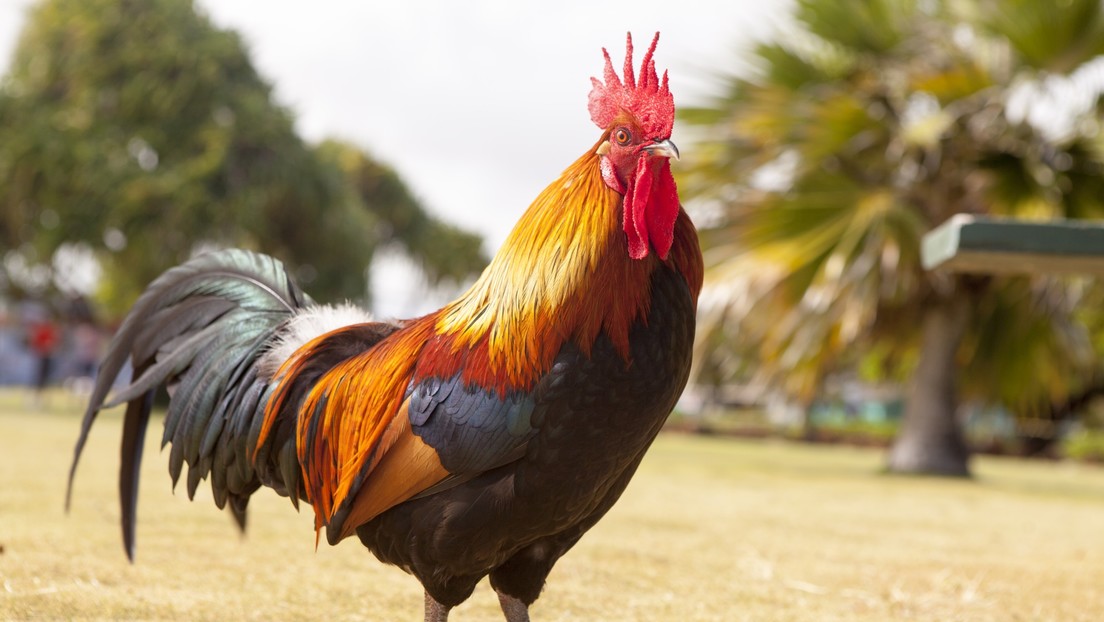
[647,160,678,260]
[626,156,654,260]
[623,156,679,261]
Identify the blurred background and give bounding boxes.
[4,0,1104,477]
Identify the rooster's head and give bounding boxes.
[589,32,679,261]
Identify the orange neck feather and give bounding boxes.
[424,140,678,391]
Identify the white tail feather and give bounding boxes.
[257,303,376,380]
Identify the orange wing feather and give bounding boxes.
[335,402,450,541]
[260,317,447,540]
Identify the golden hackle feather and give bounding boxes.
[434,140,655,389]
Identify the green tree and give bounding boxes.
[680,0,1104,475]
[314,140,486,287]
[0,0,485,314]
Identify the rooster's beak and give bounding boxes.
[644,139,680,161]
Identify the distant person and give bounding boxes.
[71,321,102,380]
[28,317,60,406]
[67,320,103,398]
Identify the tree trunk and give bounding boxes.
[886,296,972,476]
[800,404,817,442]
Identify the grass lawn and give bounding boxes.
[2,388,1104,621]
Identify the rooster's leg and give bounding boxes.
[424,591,450,622]
[496,591,530,622]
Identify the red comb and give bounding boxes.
[588,32,674,138]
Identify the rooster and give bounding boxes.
[68,32,702,621]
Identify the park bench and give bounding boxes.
[923,214,1104,276]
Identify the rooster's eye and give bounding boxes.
[613,128,632,146]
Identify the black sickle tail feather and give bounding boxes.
[66,249,314,561]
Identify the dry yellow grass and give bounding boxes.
[2,389,1104,621]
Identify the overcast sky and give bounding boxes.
[0,0,791,314]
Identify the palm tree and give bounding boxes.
[679,0,1104,475]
